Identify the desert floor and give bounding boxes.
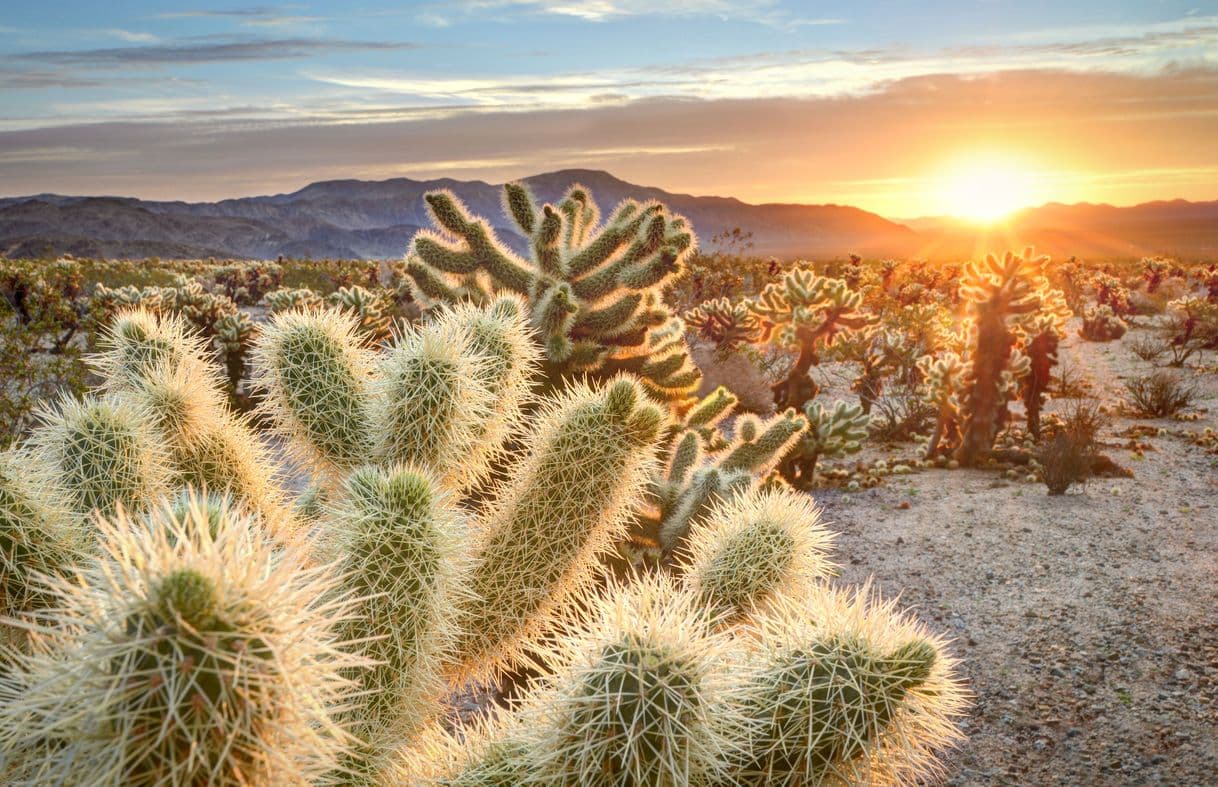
[814,319,1218,785]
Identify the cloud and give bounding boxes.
[2,68,1215,215]
[10,37,416,67]
[102,29,160,43]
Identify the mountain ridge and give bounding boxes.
[1,169,1215,261]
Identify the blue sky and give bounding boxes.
[2,1,1217,214]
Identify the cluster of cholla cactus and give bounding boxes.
[264,284,397,345]
[0,293,966,784]
[749,269,878,410]
[402,182,702,404]
[917,247,1069,465]
[206,261,284,305]
[684,296,764,354]
[1162,296,1218,366]
[1079,304,1128,342]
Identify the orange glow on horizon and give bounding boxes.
[929,153,1048,223]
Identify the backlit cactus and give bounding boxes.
[781,399,870,489]
[404,183,702,404]
[370,319,496,490]
[653,404,807,556]
[678,487,836,619]
[455,376,665,678]
[0,449,85,650]
[750,270,877,410]
[0,492,366,785]
[30,393,170,518]
[685,296,764,353]
[734,586,969,785]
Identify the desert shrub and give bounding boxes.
[0,260,91,445]
[1124,371,1197,417]
[205,260,284,305]
[1037,400,1104,495]
[1162,297,1218,366]
[1127,332,1169,363]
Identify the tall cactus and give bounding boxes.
[404,183,702,404]
[953,247,1062,465]
[0,492,367,785]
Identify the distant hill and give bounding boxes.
[1,170,1215,261]
[0,169,918,261]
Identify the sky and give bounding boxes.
[1,0,1217,218]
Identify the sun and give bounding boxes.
[933,155,1043,223]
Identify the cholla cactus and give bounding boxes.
[252,307,375,476]
[321,465,473,780]
[1162,296,1218,365]
[264,286,324,314]
[750,270,877,410]
[781,400,870,489]
[919,352,967,459]
[677,488,835,619]
[954,247,1057,466]
[0,492,367,785]
[329,285,393,345]
[90,308,213,391]
[653,406,807,555]
[1078,304,1127,342]
[370,319,496,491]
[403,183,702,404]
[29,394,170,518]
[529,575,748,786]
[432,294,541,489]
[213,310,256,400]
[454,377,665,678]
[685,297,764,354]
[734,585,969,785]
[0,449,85,651]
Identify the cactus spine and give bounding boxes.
[252,307,375,475]
[678,488,836,619]
[530,575,746,786]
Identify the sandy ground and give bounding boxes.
[810,319,1218,785]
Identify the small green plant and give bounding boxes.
[781,399,870,489]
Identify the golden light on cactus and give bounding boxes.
[736,583,970,785]
[454,376,665,680]
[0,491,368,785]
[678,487,837,619]
[530,574,749,786]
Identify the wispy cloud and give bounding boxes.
[10,37,416,67]
[102,29,160,44]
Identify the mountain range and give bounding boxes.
[1,169,1215,261]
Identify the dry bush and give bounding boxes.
[1037,400,1104,495]
[1127,332,1169,363]
[1052,356,1095,399]
[1124,371,1198,417]
[690,340,783,414]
